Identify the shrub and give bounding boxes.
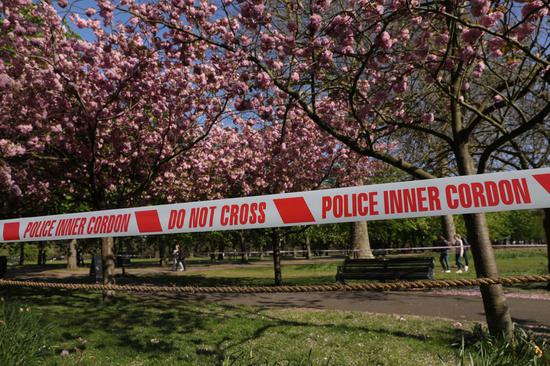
[0,298,51,366]
[457,325,549,366]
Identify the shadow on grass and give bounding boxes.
[0,286,460,365]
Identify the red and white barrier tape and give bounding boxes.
[1,168,549,243]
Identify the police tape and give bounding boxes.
[1,168,549,243]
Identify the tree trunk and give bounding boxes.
[271,229,283,286]
[351,221,374,258]
[441,215,456,241]
[18,243,24,265]
[464,213,513,338]
[543,208,550,290]
[37,243,44,265]
[304,232,312,259]
[159,241,166,266]
[101,237,115,285]
[238,231,248,263]
[258,243,264,259]
[455,142,513,338]
[154,239,161,263]
[67,239,78,270]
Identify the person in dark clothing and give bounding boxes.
[77,248,84,267]
[437,236,451,272]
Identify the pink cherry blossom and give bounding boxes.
[85,8,96,17]
[422,113,435,123]
[0,74,13,89]
[377,31,394,50]
[470,0,490,17]
[462,29,484,44]
[309,14,322,33]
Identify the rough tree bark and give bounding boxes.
[441,215,456,241]
[67,239,78,270]
[271,229,283,285]
[351,221,374,258]
[456,143,513,338]
[101,237,116,285]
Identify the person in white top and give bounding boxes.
[172,244,185,272]
[454,234,465,273]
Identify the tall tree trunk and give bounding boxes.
[101,237,115,285]
[37,243,44,265]
[159,241,166,266]
[441,215,456,241]
[464,213,513,337]
[543,208,550,290]
[304,232,312,259]
[258,242,264,259]
[456,143,513,338]
[271,229,283,286]
[18,243,24,265]
[154,238,161,264]
[238,231,248,263]
[67,239,78,270]
[350,221,374,258]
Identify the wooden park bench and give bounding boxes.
[336,256,435,284]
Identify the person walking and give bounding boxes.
[454,234,465,273]
[437,235,451,273]
[172,245,184,272]
[460,235,470,272]
[178,246,186,271]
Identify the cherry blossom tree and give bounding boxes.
[0,0,234,283]
[118,0,548,337]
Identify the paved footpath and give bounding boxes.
[186,290,550,331]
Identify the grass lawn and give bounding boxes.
[118,248,549,289]
[0,287,470,366]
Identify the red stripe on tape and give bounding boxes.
[3,222,20,241]
[134,210,163,233]
[533,173,550,194]
[273,197,315,224]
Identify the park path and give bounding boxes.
[180,291,550,332]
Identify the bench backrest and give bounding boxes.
[337,256,435,281]
[342,257,434,267]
